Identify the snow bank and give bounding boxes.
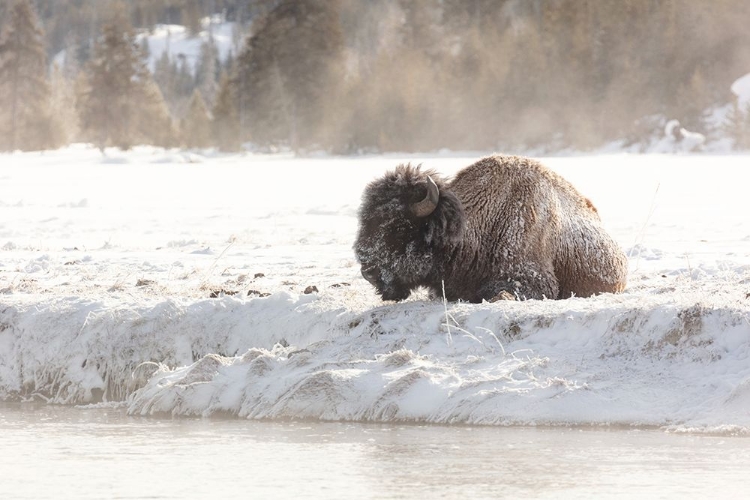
[126,285,750,430]
[656,119,706,153]
[731,72,750,109]
[1,147,749,432]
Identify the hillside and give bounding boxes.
[5,1,750,153]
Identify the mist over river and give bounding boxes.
[2,404,749,499]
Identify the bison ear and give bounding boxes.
[410,176,439,218]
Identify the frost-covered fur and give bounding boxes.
[354,155,628,302]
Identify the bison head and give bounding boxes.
[354,164,465,301]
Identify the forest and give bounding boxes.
[1,0,749,153]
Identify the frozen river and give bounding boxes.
[2,404,748,499]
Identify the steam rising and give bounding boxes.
[1,0,750,152]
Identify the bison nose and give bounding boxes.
[361,266,379,285]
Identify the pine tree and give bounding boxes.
[174,55,195,99]
[675,68,710,132]
[153,51,174,96]
[152,51,182,116]
[233,0,346,151]
[137,79,178,147]
[723,101,750,151]
[77,8,150,150]
[396,0,443,61]
[184,0,204,36]
[195,36,219,108]
[212,70,240,151]
[0,0,60,151]
[182,88,212,148]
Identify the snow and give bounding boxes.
[53,18,237,75]
[648,119,707,154]
[139,20,237,73]
[731,72,750,109]
[1,145,749,433]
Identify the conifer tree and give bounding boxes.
[195,36,219,107]
[77,8,150,150]
[152,51,176,107]
[233,0,346,150]
[212,70,240,151]
[182,88,212,148]
[0,0,60,151]
[137,79,178,147]
[675,68,710,131]
[184,0,204,36]
[3,0,750,152]
[723,101,750,151]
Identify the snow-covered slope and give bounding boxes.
[1,146,749,432]
[53,18,238,74]
[140,20,237,73]
[732,72,750,109]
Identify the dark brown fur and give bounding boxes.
[354,155,628,302]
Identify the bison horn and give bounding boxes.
[411,176,439,218]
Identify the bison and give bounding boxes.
[354,154,628,302]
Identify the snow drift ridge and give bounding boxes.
[2,286,749,432]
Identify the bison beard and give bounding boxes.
[354,155,628,302]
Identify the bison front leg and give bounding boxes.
[483,264,559,302]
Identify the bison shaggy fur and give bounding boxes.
[354,154,628,302]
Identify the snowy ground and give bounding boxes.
[1,145,749,432]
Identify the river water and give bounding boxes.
[1,403,748,499]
